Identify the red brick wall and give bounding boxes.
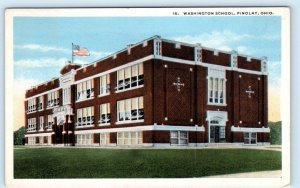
[238,56,261,71]
[153,60,195,125]
[202,49,231,67]
[161,41,194,61]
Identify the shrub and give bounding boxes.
[269,121,281,145]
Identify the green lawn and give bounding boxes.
[14,147,281,178]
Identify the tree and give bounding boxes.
[269,121,282,145]
[14,127,25,145]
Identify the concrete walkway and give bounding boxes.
[206,170,282,178]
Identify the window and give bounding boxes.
[244,132,257,144]
[170,131,188,145]
[27,98,36,113]
[207,68,226,105]
[76,134,93,145]
[27,118,37,132]
[46,114,53,130]
[117,96,144,123]
[99,103,111,125]
[76,79,94,101]
[47,90,59,108]
[99,74,110,96]
[38,96,43,110]
[39,116,44,131]
[100,133,110,145]
[39,136,44,144]
[63,87,71,105]
[117,131,143,145]
[76,106,94,127]
[116,63,144,91]
[28,137,35,145]
[219,127,226,139]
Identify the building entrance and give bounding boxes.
[209,125,225,143]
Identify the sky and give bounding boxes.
[13,16,281,130]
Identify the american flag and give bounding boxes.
[72,44,90,56]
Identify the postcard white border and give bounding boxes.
[5,7,290,188]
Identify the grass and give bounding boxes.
[14,147,281,178]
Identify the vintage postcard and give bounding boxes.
[5,7,290,188]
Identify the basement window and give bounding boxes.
[170,131,188,145]
[244,132,257,144]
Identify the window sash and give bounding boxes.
[116,63,144,91]
[117,131,142,145]
[77,79,94,101]
[208,76,225,105]
[117,97,144,122]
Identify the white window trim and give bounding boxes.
[115,84,144,94]
[116,119,144,125]
[76,125,94,129]
[98,123,110,126]
[98,93,110,98]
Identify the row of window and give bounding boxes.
[76,131,143,146]
[76,96,144,127]
[76,63,144,102]
[26,115,53,132]
[26,91,59,114]
[26,132,258,145]
[27,136,51,145]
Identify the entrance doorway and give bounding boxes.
[209,124,225,143]
[207,110,228,143]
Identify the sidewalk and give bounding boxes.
[206,170,282,178]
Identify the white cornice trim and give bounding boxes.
[74,125,205,135]
[157,56,266,76]
[25,132,54,137]
[231,126,270,133]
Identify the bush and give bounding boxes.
[14,127,25,145]
[269,121,281,145]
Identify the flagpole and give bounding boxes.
[71,43,74,63]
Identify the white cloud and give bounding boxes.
[172,30,279,54]
[15,44,69,53]
[14,58,69,68]
[173,30,252,51]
